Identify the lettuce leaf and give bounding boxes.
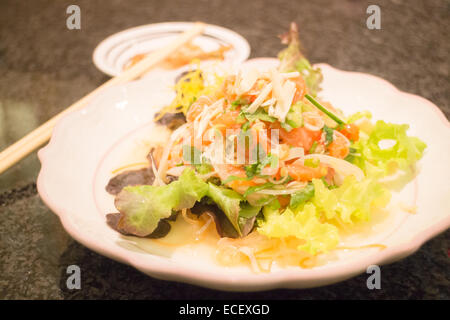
[113,168,208,236]
[241,109,277,123]
[311,177,391,224]
[351,120,427,177]
[290,183,315,209]
[207,183,261,236]
[257,204,339,255]
[277,22,323,96]
[347,111,372,124]
[257,176,390,254]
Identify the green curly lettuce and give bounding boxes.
[311,177,391,224]
[350,119,427,177]
[257,175,391,254]
[257,204,339,255]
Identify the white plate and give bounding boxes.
[93,22,250,77]
[37,59,450,291]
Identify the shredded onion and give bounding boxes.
[252,177,268,184]
[195,213,214,238]
[195,99,223,139]
[333,130,351,148]
[199,171,218,180]
[181,209,202,226]
[149,152,166,186]
[286,180,308,189]
[255,187,307,195]
[245,83,273,113]
[215,232,316,272]
[285,147,305,161]
[157,122,190,183]
[260,97,276,107]
[304,154,364,184]
[260,165,278,176]
[303,112,325,131]
[280,71,300,78]
[238,247,261,273]
[268,174,289,185]
[165,165,189,177]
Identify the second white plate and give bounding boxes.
[93,22,251,77]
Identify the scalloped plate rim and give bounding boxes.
[37,59,450,291]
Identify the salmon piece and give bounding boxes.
[327,131,349,159]
[276,124,322,151]
[286,162,328,181]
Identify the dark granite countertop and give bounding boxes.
[0,0,448,299]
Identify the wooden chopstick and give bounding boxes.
[0,22,206,175]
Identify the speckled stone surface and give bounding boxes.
[0,0,448,299]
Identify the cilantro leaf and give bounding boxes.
[323,125,334,145]
[289,183,315,209]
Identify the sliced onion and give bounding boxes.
[149,151,166,186]
[268,174,289,185]
[303,112,325,131]
[195,99,223,139]
[333,130,351,148]
[199,171,218,180]
[235,68,259,96]
[304,154,364,184]
[238,247,261,274]
[280,71,300,78]
[252,177,268,184]
[195,213,214,238]
[286,181,308,189]
[260,165,278,176]
[255,187,307,195]
[245,83,273,113]
[157,122,190,183]
[285,147,305,161]
[165,165,189,177]
[260,97,276,107]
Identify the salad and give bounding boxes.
[105,23,426,272]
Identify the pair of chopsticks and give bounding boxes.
[0,22,206,175]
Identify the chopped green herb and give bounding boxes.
[267,198,281,210]
[222,175,251,185]
[280,122,293,132]
[195,162,213,175]
[244,164,257,178]
[242,109,277,123]
[241,121,251,132]
[305,94,346,125]
[244,148,272,178]
[244,182,274,198]
[289,183,315,209]
[309,141,318,153]
[232,98,249,106]
[321,177,337,189]
[323,125,334,145]
[344,147,359,163]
